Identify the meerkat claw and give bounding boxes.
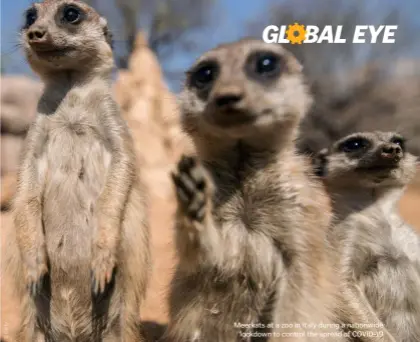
[172,156,209,222]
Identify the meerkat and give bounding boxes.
[162,38,348,342]
[313,131,420,342]
[4,1,150,341]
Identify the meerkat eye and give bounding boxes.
[390,137,405,151]
[25,8,37,28]
[189,62,219,89]
[246,51,282,81]
[339,137,370,153]
[62,5,83,24]
[256,53,280,75]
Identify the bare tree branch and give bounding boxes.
[88,0,215,68]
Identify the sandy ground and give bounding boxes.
[1,183,419,341]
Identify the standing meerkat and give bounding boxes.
[314,131,420,342]
[163,38,347,342]
[4,0,150,341]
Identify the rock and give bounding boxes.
[1,135,23,176]
[0,76,41,211]
[113,32,188,321]
[1,76,41,135]
[1,173,17,211]
[114,31,189,201]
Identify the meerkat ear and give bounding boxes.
[312,148,328,177]
[99,17,113,49]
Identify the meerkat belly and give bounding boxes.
[42,124,111,270]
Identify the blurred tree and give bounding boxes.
[249,0,420,155]
[252,0,413,95]
[85,0,215,69]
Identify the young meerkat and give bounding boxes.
[314,131,420,342]
[163,38,347,342]
[4,0,150,341]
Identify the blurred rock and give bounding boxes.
[113,32,189,322]
[1,76,41,213]
[1,76,41,135]
[1,173,17,211]
[1,134,23,176]
[114,32,188,200]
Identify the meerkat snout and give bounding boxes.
[379,142,403,161]
[213,90,244,109]
[26,26,47,43]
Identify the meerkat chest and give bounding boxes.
[343,212,419,279]
[48,104,103,136]
[42,107,111,194]
[358,223,420,317]
[213,174,300,233]
[390,223,420,263]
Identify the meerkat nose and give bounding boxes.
[215,94,243,108]
[27,27,47,43]
[212,84,244,109]
[380,144,402,160]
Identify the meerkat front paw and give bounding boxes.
[171,155,212,223]
[24,248,48,297]
[91,246,116,296]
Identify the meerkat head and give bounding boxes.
[179,39,312,140]
[21,0,113,75]
[314,131,418,189]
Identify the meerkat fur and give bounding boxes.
[4,1,150,341]
[164,38,348,342]
[314,131,420,342]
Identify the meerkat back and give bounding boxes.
[5,1,150,341]
[164,39,347,342]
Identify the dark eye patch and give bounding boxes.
[24,7,37,29]
[338,137,371,153]
[188,60,219,90]
[246,50,283,82]
[390,136,405,151]
[61,4,84,25]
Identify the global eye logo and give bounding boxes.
[263,22,398,44]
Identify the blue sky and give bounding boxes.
[1,0,272,78]
[1,0,419,90]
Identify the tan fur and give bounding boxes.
[4,1,150,341]
[163,39,347,342]
[315,131,420,342]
